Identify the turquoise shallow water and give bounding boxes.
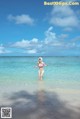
[0,56,80,92]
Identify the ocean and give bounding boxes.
[0,56,80,85]
[0,56,80,91]
[0,56,80,92]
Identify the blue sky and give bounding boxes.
[0,0,80,56]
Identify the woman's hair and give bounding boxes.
[38,57,43,61]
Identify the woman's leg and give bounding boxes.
[38,70,44,80]
[41,70,44,78]
[38,70,41,80]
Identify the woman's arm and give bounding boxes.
[43,62,47,66]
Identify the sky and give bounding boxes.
[0,0,80,56]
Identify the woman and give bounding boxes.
[37,57,47,80]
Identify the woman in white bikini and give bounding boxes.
[37,57,47,80]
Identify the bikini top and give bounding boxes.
[38,62,45,68]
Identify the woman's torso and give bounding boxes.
[38,62,44,69]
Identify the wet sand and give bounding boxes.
[0,81,80,119]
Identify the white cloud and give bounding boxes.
[44,27,65,47]
[12,27,67,51]
[0,45,11,54]
[49,6,79,27]
[0,45,5,54]
[72,36,80,42]
[31,38,38,43]
[12,39,30,48]
[44,27,80,51]
[58,34,68,39]
[44,26,57,44]
[27,49,37,54]
[63,27,72,32]
[47,26,53,31]
[8,14,34,25]
[12,38,39,48]
[10,27,80,55]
